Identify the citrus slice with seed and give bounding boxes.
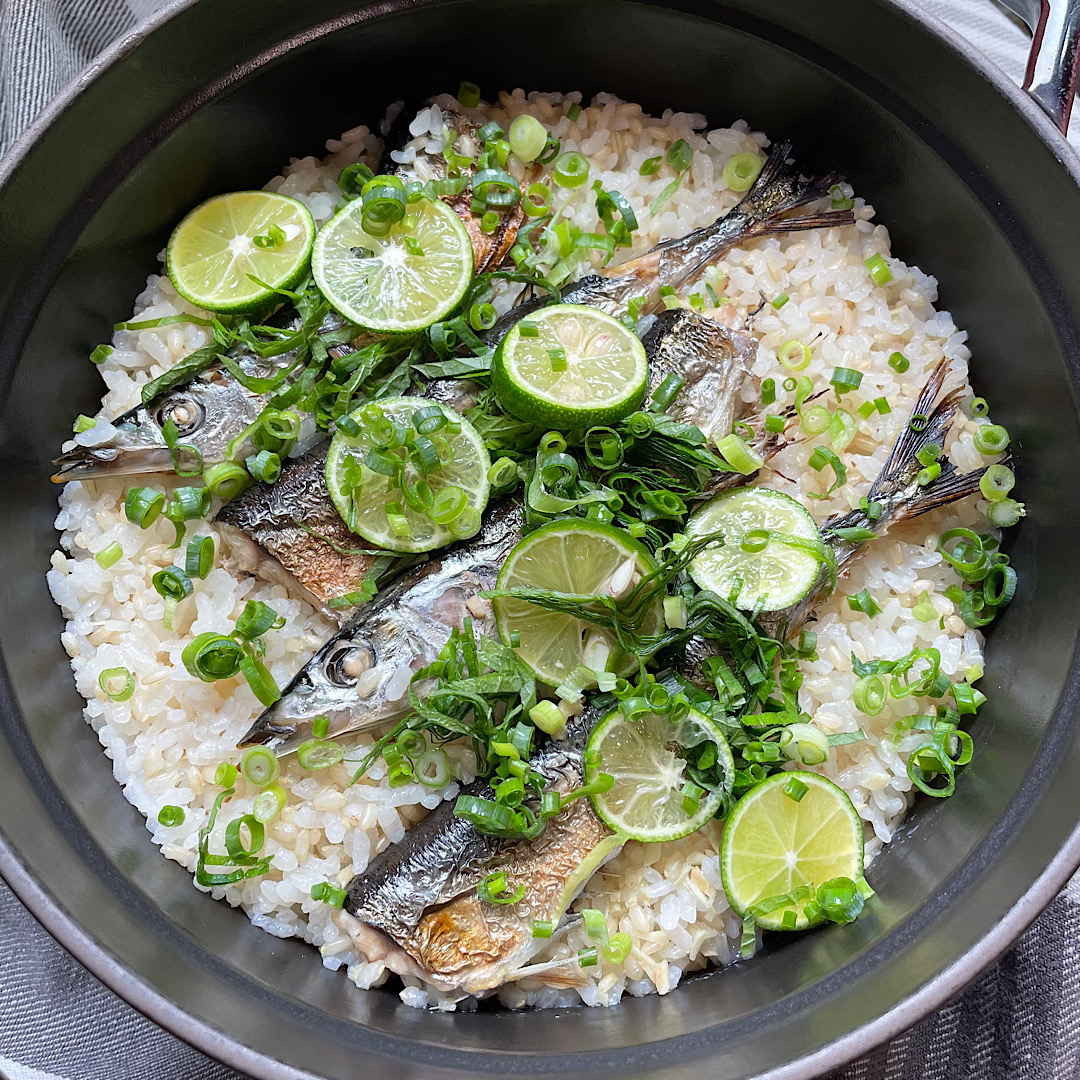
[492,304,648,429]
[312,196,473,333]
[166,191,315,313]
[492,520,662,685]
[585,706,734,842]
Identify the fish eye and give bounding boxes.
[323,641,374,687]
[156,394,205,436]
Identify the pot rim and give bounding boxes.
[1,1,1079,1078]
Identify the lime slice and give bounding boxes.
[166,191,315,313]
[492,304,649,429]
[493,520,662,685]
[312,197,473,333]
[325,396,490,553]
[585,706,734,842]
[686,487,822,612]
[721,770,864,930]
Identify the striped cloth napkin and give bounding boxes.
[0,1,1077,1078]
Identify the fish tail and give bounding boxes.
[736,140,852,226]
[869,359,987,524]
[754,209,858,237]
[890,461,988,521]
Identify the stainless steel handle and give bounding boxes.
[1000,0,1080,132]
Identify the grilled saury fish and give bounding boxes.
[341,706,620,996]
[237,498,524,754]
[681,358,988,680]
[234,312,777,752]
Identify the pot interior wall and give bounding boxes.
[1,1,1078,1078]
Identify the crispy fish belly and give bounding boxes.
[215,447,374,618]
[342,710,620,996]
[237,498,524,753]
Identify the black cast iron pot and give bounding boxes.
[2,1,1080,1077]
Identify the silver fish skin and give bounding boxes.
[480,139,855,344]
[51,308,347,482]
[642,307,756,443]
[677,359,988,685]
[236,497,524,754]
[219,309,772,617]
[640,307,783,498]
[342,707,621,996]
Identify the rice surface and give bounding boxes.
[48,89,1000,1010]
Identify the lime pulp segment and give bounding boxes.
[493,304,649,428]
[312,197,473,333]
[324,396,490,553]
[720,770,864,931]
[586,707,734,842]
[166,191,315,313]
[687,486,822,612]
[493,519,663,685]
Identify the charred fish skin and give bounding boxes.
[215,447,375,620]
[344,709,619,995]
[237,497,525,754]
[51,307,348,483]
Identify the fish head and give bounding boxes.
[51,403,174,482]
[238,624,424,754]
[52,358,278,482]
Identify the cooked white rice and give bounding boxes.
[47,88,999,1011]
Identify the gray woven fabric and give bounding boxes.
[1,1,1078,1078]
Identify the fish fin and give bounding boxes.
[874,358,954,485]
[755,209,857,236]
[868,359,987,523]
[890,461,989,522]
[736,140,849,220]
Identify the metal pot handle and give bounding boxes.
[1002,0,1080,132]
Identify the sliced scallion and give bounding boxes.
[185,534,214,579]
[508,114,547,162]
[99,667,135,702]
[125,487,164,529]
[204,461,250,499]
[553,151,590,189]
[253,784,287,823]
[157,805,185,827]
[716,433,764,475]
[241,745,280,788]
[848,588,882,617]
[777,339,811,371]
[297,740,344,770]
[94,541,123,569]
[987,498,1025,528]
[865,252,893,285]
[311,881,347,908]
[973,423,1010,455]
[723,151,763,192]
